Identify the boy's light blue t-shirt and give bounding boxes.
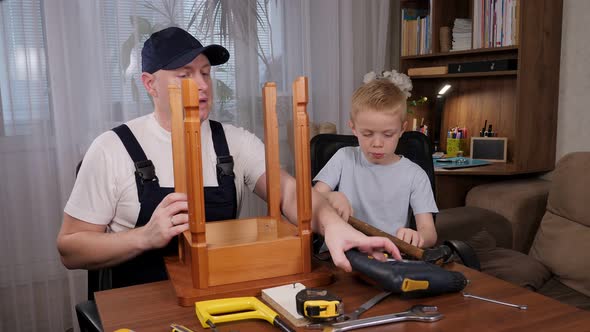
[314,146,438,235]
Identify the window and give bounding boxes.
[101,1,161,121]
[183,1,237,123]
[0,0,51,137]
[99,0,281,124]
[0,0,284,136]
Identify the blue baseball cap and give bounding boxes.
[141,27,229,74]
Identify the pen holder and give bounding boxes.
[446,138,467,157]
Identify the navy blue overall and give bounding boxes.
[109,120,237,289]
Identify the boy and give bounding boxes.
[314,79,438,248]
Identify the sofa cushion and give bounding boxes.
[529,152,590,297]
[467,231,552,291]
[545,152,590,227]
[538,277,590,310]
[529,211,590,297]
[436,207,513,249]
[466,179,550,252]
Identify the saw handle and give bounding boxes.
[348,216,424,260]
[195,297,293,332]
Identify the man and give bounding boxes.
[57,27,400,288]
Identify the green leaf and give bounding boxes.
[216,79,234,102]
[130,15,153,35]
[121,34,136,74]
[121,16,154,73]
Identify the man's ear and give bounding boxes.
[141,72,157,98]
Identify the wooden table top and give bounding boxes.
[434,162,551,176]
[95,263,590,332]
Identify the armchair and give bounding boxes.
[470,152,590,310]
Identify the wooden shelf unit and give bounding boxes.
[400,0,563,174]
[399,0,563,207]
[401,45,519,60]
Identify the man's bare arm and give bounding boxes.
[57,213,147,269]
[57,192,189,270]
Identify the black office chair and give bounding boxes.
[310,131,434,230]
[310,132,479,269]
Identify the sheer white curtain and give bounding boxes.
[0,0,392,330]
[307,0,393,134]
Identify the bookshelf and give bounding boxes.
[399,0,564,208]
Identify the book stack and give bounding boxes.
[401,3,432,56]
[451,18,472,51]
[473,0,520,49]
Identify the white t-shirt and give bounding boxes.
[64,114,266,233]
[313,146,438,235]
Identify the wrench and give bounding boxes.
[322,305,443,332]
[340,291,392,321]
[305,291,392,329]
[462,292,528,310]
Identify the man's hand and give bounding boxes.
[139,192,190,250]
[323,220,402,272]
[324,192,353,221]
[396,227,424,248]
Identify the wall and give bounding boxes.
[556,0,590,160]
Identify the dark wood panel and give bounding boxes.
[515,0,563,171]
[406,103,433,135]
[439,77,517,159]
[401,45,519,60]
[432,0,471,52]
[401,50,519,73]
[410,70,516,79]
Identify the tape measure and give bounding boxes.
[295,288,343,321]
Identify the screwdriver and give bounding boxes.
[462,292,528,310]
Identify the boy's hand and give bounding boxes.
[325,192,353,220]
[395,227,425,248]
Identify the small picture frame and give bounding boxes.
[470,137,508,162]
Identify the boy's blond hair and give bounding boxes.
[351,79,408,122]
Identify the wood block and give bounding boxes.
[408,66,448,76]
[261,283,310,327]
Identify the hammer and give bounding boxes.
[348,216,453,265]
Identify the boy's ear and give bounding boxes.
[401,120,408,133]
[348,120,357,135]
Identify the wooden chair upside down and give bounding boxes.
[165,77,332,306]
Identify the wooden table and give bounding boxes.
[96,263,590,331]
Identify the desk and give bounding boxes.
[96,263,590,331]
[434,162,548,208]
